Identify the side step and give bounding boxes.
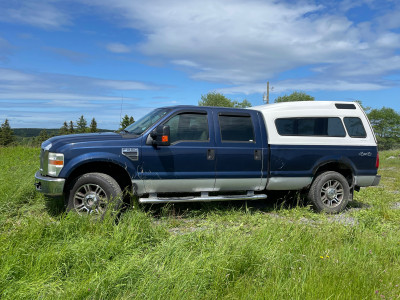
[139,191,267,204]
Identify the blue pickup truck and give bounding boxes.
[35,101,380,214]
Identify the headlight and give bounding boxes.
[48,152,64,176]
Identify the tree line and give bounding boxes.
[1,93,399,149]
[0,114,135,147]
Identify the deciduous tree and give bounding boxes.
[199,92,251,108]
[274,91,314,103]
[368,107,400,149]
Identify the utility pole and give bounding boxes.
[263,81,270,104]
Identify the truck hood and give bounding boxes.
[43,132,125,151]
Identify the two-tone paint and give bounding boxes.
[35,101,380,200]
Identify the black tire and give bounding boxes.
[307,171,350,213]
[66,172,122,216]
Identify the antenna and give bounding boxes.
[119,95,124,123]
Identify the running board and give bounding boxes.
[139,192,267,204]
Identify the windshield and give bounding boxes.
[124,108,171,135]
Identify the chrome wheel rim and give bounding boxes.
[320,180,344,207]
[73,184,107,214]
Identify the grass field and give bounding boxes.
[1,146,399,299]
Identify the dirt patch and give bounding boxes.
[391,202,400,210]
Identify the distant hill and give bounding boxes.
[13,128,60,138]
[13,128,113,138]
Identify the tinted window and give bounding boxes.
[344,117,367,138]
[275,117,346,137]
[335,103,356,109]
[219,115,255,142]
[164,113,209,144]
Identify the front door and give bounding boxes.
[140,109,216,194]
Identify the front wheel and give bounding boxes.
[66,172,122,216]
[307,171,350,213]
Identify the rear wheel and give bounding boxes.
[66,172,122,216]
[308,171,350,213]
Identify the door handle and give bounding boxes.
[207,149,215,160]
[254,149,261,160]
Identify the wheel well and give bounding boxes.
[65,161,133,193]
[313,162,353,187]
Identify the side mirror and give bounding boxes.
[150,125,170,146]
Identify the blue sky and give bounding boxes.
[0,0,399,129]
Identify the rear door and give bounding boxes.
[213,109,266,191]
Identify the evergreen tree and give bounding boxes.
[59,121,69,135]
[69,121,75,134]
[89,118,98,133]
[35,129,49,146]
[76,115,87,133]
[120,114,135,130]
[0,119,15,146]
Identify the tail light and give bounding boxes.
[376,152,380,169]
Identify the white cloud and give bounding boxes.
[0,68,35,81]
[0,92,134,101]
[105,42,132,53]
[84,0,400,92]
[172,60,200,68]
[217,79,386,96]
[97,79,158,90]
[0,68,162,102]
[0,2,71,29]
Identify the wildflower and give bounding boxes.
[320,256,324,259]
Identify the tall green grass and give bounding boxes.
[0,147,399,299]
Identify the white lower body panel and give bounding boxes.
[132,178,267,196]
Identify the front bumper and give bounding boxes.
[34,171,66,196]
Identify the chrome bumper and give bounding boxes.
[34,171,65,196]
[372,175,381,186]
[354,175,381,187]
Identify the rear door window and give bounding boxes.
[219,114,255,142]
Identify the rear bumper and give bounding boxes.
[34,171,65,196]
[355,175,381,187]
[372,175,381,186]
